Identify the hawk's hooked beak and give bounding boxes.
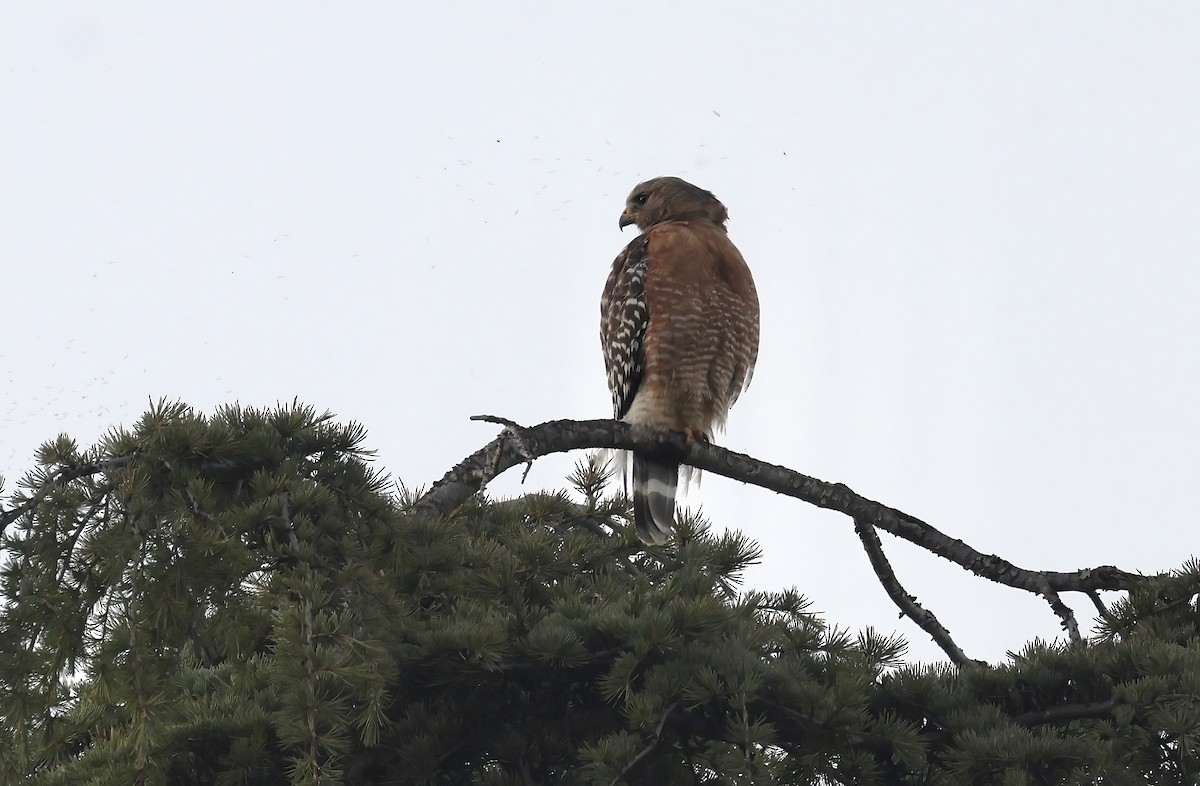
[619,209,637,230]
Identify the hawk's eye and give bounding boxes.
[633,193,649,206]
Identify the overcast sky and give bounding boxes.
[4,4,1200,664]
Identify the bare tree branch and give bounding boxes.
[1038,578,1082,643]
[469,414,525,430]
[413,418,1145,599]
[1088,591,1117,627]
[608,701,678,786]
[471,413,535,488]
[852,517,981,668]
[1011,698,1119,727]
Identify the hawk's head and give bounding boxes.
[619,176,728,232]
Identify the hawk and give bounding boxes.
[600,176,760,545]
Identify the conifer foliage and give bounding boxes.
[1,402,1199,785]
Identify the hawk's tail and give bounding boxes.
[631,453,677,545]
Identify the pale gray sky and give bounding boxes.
[4,4,1200,663]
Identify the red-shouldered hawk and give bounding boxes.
[600,177,760,545]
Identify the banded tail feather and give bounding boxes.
[631,453,677,545]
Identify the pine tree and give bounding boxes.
[1,401,1199,784]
